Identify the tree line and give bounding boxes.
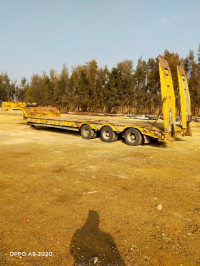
[1,48,200,115]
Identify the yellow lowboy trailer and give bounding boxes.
[27,115,167,145]
[26,58,191,146]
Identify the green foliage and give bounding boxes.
[183,49,200,115]
[146,58,161,113]
[187,56,200,115]
[117,60,135,113]
[198,44,200,66]
[134,57,147,113]
[1,46,200,115]
[104,67,121,113]
[0,73,16,101]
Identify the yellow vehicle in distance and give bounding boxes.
[2,102,37,110]
[2,102,61,118]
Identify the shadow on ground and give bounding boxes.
[148,138,167,148]
[31,126,80,137]
[175,137,184,141]
[70,210,125,266]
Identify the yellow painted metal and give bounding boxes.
[177,65,192,135]
[22,107,61,118]
[2,102,36,110]
[158,57,176,135]
[2,102,61,118]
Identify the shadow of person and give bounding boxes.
[70,210,126,266]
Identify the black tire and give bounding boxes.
[100,126,116,142]
[124,128,142,146]
[81,125,95,139]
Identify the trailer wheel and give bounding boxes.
[100,126,116,142]
[81,125,95,139]
[124,128,142,146]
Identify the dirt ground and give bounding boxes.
[0,110,200,266]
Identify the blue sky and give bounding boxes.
[0,0,200,82]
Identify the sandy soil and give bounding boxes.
[0,110,200,265]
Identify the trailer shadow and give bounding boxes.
[175,137,184,141]
[31,126,80,137]
[70,210,125,265]
[17,122,27,125]
[147,139,167,148]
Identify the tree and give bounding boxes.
[184,57,190,74]
[0,73,16,101]
[134,57,147,113]
[96,66,109,112]
[85,60,98,112]
[26,74,43,104]
[197,44,200,66]
[117,60,135,113]
[104,67,121,113]
[1,46,199,115]
[69,68,80,111]
[146,58,161,114]
[54,64,69,110]
[15,77,28,101]
[41,72,53,106]
[70,65,90,111]
[188,58,200,115]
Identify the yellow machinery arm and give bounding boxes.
[177,66,192,136]
[158,56,176,135]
